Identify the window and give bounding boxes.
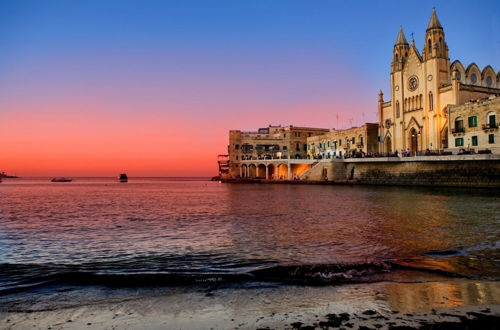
[468,116,477,128]
[455,138,464,147]
[303,144,307,151]
[283,146,287,151]
[339,139,342,146]
[428,39,432,54]
[429,92,433,111]
[360,136,364,146]
[294,132,301,137]
[319,143,322,148]
[283,133,286,138]
[471,73,477,84]
[471,136,478,146]
[488,113,496,127]
[396,101,400,118]
[307,132,312,137]
[235,144,240,150]
[455,118,464,131]
[295,143,300,151]
[307,144,310,150]
[236,156,239,160]
[352,137,355,144]
[327,141,330,148]
[489,134,495,144]
[486,76,493,87]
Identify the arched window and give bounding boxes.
[454,117,464,133]
[471,73,477,84]
[396,101,400,118]
[486,76,493,87]
[428,39,432,54]
[429,92,433,111]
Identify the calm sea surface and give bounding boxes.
[0,178,499,296]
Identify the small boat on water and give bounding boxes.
[118,173,128,182]
[51,178,72,182]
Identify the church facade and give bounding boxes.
[378,9,500,155]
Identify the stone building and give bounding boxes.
[448,95,499,153]
[306,123,379,159]
[379,9,500,155]
[227,125,329,178]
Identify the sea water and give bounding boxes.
[0,178,499,308]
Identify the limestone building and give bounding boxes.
[227,125,329,178]
[379,9,500,155]
[306,123,379,159]
[448,95,499,154]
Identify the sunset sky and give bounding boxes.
[1,0,499,176]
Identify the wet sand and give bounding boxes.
[1,279,499,329]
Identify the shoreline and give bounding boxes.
[2,279,499,329]
[221,177,500,189]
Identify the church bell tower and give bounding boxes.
[392,26,409,72]
[423,8,448,61]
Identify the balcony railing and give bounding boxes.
[482,123,498,130]
[451,127,465,134]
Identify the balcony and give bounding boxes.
[451,127,465,134]
[482,123,498,130]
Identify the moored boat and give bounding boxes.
[119,173,128,182]
[51,178,72,182]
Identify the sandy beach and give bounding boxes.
[1,279,499,329]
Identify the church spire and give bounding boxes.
[395,26,408,45]
[424,8,448,61]
[427,8,442,30]
[392,26,410,72]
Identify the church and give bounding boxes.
[378,9,500,154]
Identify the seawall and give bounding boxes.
[223,155,500,188]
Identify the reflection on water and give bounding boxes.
[383,280,500,312]
[0,178,498,289]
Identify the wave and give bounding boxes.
[1,258,483,296]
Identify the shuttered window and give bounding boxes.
[471,136,478,146]
[468,116,477,127]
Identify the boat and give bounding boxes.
[119,173,128,182]
[51,178,72,182]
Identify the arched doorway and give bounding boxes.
[276,164,289,180]
[267,164,277,180]
[257,164,266,178]
[248,164,257,177]
[385,136,392,154]
[410,128,418,155]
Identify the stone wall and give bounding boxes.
[341,156,500,188]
